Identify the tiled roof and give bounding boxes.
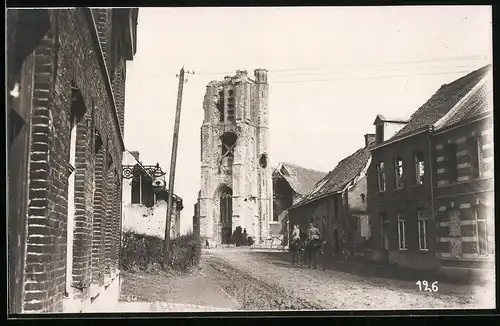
[435,71,493,130]
[273,162,327,196]
[292,145,371,208]
[392,65,491,139]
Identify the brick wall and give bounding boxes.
[92,147,106,286]
[17,9,130,313]
[367,131,438,270]
[432,116,494,268]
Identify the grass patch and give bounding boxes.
[121,231,201,274]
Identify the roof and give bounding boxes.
[373,114,409,124]
[292,146,372,208]
[272,162,327,196]
[391,65,491,139]
[434,70,493,131]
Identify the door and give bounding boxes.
[381,219,390,263]
[221,227,232,244]
[332,229,340,257]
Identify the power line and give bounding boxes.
[142,54,488,78]
[270,70,475,84]
[192,54,488,76]
[266,64,485,78]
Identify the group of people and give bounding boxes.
[289,221,323,268]
[291,221,321,245]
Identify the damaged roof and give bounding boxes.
[391,65,491,139]
[434,69,493,131]
[292,146,371,209]
[273,162,327,196]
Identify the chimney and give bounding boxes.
[364,134,376,148]
[130,151,140,161]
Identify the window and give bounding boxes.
[397,212,407,250]
[227,89,235,121]
[394,158,403,189]
[376,162,386,192]
[360,193,365,204]
[131,172,141,204]
[445,143,458,183]
[468,137,482,178]
[217,90,225,122]
[475,205,488,256]
[414,151,424,185]
[417,210,428,250]
[376,124,384,144]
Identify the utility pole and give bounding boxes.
[163,67,194,271]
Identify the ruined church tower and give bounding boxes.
[199,69,272,245]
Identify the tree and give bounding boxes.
[231,226,244,246]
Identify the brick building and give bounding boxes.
[199,69,273,245]
[289,134,376,260]
[431,67,494,280]
[7,8,138,313]
[366,65,490,271]
[271,162,327,246]
[121,151,183,239]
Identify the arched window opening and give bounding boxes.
[217,90,225,122]
[259,154,268,168]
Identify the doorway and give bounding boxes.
[219,186,232,244]
[332,229,340,257]
[381,218,390,263]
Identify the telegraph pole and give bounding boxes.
[163,67,194,270]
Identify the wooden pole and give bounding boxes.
[163,67,186,270]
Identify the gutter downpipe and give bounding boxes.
[428,126,437,262]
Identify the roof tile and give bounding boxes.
[393,65,491,138]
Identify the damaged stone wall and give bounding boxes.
[199,69,273,245]
[121,177,182,239]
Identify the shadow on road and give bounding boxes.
[247,250,474,287]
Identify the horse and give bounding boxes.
[304,238,326,270]
[289,233,307,267]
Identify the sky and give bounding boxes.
[124,6,492,234]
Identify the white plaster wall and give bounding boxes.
[384,122,406,141]
[122,201,180,238]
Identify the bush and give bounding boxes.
[231,226,244,246]
[120,231,201,273]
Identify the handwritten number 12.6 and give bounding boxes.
[416,281,439,292]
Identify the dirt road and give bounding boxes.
[202,248,495,310]
[119,248,494,311]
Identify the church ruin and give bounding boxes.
[199,69,273,245]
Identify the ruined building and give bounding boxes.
[121,151,183,239]
[199,69,273,245]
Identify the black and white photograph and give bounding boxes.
[6,6,495,315]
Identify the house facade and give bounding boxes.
[121,151,183,239]
[288,134,376,260]
[431,68,494,280]
[7,8,138,313]
[367,65,490,271]
[271,162,327,246]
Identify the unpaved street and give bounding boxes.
[119,248,495,312]
[202,248,495,310]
